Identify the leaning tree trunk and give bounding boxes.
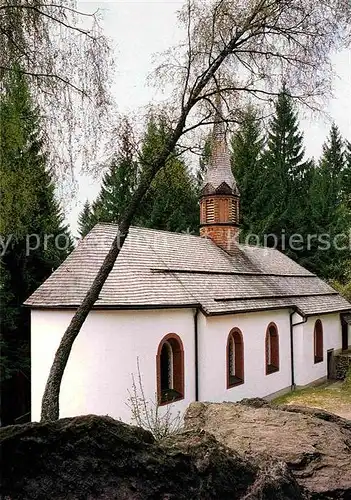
[40,155,169,421]
[40,125,187,421]
[39,35,231,421]
[39,0,351,419]
[41,0,305,419]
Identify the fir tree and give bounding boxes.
[78,200,93,238]
[85,116,199,235]
[305,124,349,280]
[230,105,264,235]
[136,117,199,233]
[319,123,345,204]
[342,140,351,211]
[92,152,138,225]
[79,121,139,233]
[345,140,351,169]
[137,157,199,233]
[0,68,72,424]
[258,88,313,256]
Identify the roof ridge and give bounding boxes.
[91,223,312,269]
[93,222,119,228]
[88,223,204,241]
[129,225,203,239]
[150,269,316,277]
[25,219,350,316]
[215,292,339,302]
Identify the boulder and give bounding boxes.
[184,399,351,498]
[0,413,305,499]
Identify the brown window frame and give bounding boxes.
[314,319,324,364]
[265,322,279,375]
[156,333,184,406]
[227,328,244,388]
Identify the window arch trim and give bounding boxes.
[265,322,279,375]
[156,333,184,406]
[314,319,323,364]
[226,328,244,388]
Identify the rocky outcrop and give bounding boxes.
[0,414,305,499]
[184,399,351,499]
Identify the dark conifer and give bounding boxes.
[230,105,264,235]
[0,68,72,424]
[258,88,313,256]
[78,200,93,238]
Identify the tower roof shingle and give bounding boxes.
[201,99,239,196]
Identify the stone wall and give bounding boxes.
[334,353,351,380]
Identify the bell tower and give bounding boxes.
[200,98,240,252]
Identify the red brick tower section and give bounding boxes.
[200,100,240,252]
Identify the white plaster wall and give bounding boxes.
[197,309,292,402]
[31,306,346,425]
[294,313,342,387]
[31,308,195,423]
[291,312,305,387]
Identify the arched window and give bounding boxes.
[314,319,323,363]
[156,333,184,405]
[227,328,244,388]
[160,342,173,392]
[266,323,279,374]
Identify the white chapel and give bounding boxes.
[26,116,351,423]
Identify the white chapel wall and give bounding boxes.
[197,309,292,402]
[291,311,305,387]
[31,308,195,423]
[31,307,346,424]
[294,312,343,387]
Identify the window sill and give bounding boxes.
[159,389,183,406]
[314,356,323,364]
[228,376,244,388]
[266,364,279,375]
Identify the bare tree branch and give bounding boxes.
[0,4,98,18]
[1,0,114,180]
[0,65,91,97]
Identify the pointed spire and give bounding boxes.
[199,90,241,251]
[201,93,239,196]
[212,92,226,139]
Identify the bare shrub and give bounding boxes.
[126,358,183,440]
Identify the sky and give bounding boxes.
[68,0,351,235]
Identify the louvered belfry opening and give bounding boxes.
[199,95,240,252]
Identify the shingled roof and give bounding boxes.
[25,224,351,317]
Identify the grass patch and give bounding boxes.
[273,380,351,419]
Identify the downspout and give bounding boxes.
[289,309,308,390]
[194,308,199,401]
